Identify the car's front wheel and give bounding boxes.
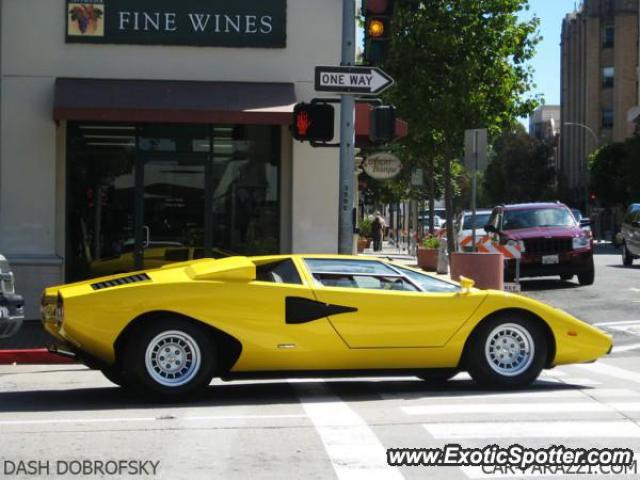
[123,319,217,399]
[622,243,634,267]
[466,315,547,388]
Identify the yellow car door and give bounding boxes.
[303,258,487,348]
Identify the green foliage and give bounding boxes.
[379,0,540,249]
[483,125,556,204]
[359,217,373,237]
[421,234,440,249]
[589,135,640,206]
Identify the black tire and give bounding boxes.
[577,267,595,286]
[622,243,634,267]
[465,314,547,388]
[100,366,127,387]
[560,273,573,281]
[122,318,217,400]
[418,370,458,384]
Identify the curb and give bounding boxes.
[0,349,76,365]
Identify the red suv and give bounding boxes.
[485,203,594,285]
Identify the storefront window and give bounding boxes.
[66,122,280,281]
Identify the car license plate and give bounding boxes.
[542,254,559,265]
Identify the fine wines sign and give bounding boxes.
[65,0,287,48]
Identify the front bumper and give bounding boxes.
[0,293,24,338]
[505,250,593,278]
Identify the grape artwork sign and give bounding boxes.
[65,0,287,48]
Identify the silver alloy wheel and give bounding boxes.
[484,323,535,377]
[145,330,201,387]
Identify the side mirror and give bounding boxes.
[459,276,476,294]
[484,224,497,234]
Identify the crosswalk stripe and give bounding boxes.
[613,343,640,353]
[425,421,640,439]
[575,362,640,384]
[403,402,635,415]
[293,382,404,480]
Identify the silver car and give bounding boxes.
[0,255,24,338]
[621,204,640,267]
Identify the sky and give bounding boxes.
[519,0,577,107]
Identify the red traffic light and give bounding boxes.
[292,103,335,143]
[364,0,394,15]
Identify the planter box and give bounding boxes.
[357,238,371,253]
[417,247,439,271]
[450,252,504,290]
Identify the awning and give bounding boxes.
[54,78,296,125]
[355,103,409,146]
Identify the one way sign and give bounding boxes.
[314,66,394,95]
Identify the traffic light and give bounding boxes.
[292,103,335,142]
[363,0,396,65]
[369,105,396,143]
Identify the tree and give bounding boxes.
[384,0,540,251]
[589,134,640,207]
[483,125,556,204]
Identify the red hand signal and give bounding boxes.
[296,112,312,136]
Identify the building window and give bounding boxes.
[602,109,614,129]
[602,67,614,88]
[602,25,614,48]
[66,122,282,282]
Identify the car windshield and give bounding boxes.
[462,213,491,230]
[502,208,576,230]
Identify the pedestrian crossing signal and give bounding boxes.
[292,103,335,143]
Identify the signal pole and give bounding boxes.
[338,0,356,254]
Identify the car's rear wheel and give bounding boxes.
[123,319,216,399]
[622,243,634,267]
[466,315,547,388]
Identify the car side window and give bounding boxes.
[255,260,302,285]
[313,273,418,292]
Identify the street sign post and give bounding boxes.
[315,66,394,95]
[464,128,488,252]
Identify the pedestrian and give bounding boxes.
[372,212,385,252]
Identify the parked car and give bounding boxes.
[621,203,640,267]
[485,203,594,285]
[456,209,493,250]
[0,254,24,338]
[42,255,611,399]
[570,208,592,234]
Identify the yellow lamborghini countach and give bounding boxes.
[41,255,612,399]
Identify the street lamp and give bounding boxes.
[563,122,600,215]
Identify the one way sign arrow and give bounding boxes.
[314,66,395,95]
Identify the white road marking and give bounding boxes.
[293,382,403,480]
[424,421,640,439]
[0,414,307,426]
[613,342,640,353]
[404,401,635,415]
[576,362,640,385]
[557,377,602,386]
[594,320,640,327]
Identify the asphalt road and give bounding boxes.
[0,247,639,480]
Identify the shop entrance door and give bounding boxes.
[133,154,211,271]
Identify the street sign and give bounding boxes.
[464,128,488,172]
[314,66,394,95]
[362,153,402,180]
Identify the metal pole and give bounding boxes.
[470,130,478,252]
[338,0,356,254]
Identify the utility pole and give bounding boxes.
[338,0,356,254]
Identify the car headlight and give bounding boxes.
[55,294,64,325]
[572,236,590,250]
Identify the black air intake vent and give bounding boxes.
[91,273,151,291]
